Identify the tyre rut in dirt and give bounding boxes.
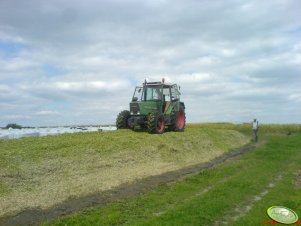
[116,110,130,129]
[147,112,165,134]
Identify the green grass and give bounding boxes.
[0,127,249,218]
[187,122,301,135]
[43,130,301,226]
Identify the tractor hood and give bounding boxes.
[130,101,162,115]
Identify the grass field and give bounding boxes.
[42,126,301,226]
[0,125,249,219]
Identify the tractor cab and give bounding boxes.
[131,82,181,115]
[116,80,185,134]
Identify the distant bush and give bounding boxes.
[5,123,22,129]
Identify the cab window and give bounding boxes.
[171,86,179,101]
[144,86,162,101]
[163,87,171,101]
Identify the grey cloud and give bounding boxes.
[0,0,300,126]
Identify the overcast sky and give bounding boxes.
[0,0,300,126]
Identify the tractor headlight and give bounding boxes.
[130,111,133,115]
[137,111,140,115]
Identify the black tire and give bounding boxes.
[116,110,130,129]
[147,112,165,134]
[170,106,186,132]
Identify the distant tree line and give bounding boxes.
[5,123,22,129]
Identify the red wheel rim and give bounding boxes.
[157,116,164,133]
[176,111,185,129]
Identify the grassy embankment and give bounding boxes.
[0,125,249,219]
[43,124,301,226]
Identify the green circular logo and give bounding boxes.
[267,206,298,224]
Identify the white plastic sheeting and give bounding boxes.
[0,126,117,139]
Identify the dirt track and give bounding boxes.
[0,142,258,226]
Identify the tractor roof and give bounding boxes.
[144,81,175,87]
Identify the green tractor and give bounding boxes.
[116,79,186,134]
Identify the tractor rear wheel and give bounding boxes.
[116,110,130,129]
[147,112,165,134]
[170,107,186,132]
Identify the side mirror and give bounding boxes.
[132,97,138,101]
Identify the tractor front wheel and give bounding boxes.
[147,112,165,134]
[116,110,130,129]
